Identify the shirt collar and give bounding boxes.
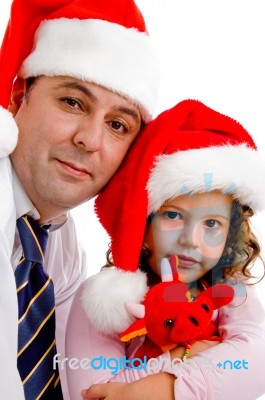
[12,167,40,220]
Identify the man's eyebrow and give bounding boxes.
[54,81,141,123]
[114,106,141,124]
[54,81,98,102]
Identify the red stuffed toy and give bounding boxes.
[120,256,234,361]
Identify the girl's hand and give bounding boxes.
[82,382,129,400]
[81,373,175,400]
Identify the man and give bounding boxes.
[0,0,158,398]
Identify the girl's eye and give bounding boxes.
[163,211,182,220]
[204,219,220,229]
[108,120,128,134]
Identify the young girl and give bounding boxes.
[66,100,265,400]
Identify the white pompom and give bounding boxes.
[81,268,148,336]
[0,107,18,158]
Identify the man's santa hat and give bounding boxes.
[81,99,265,335]
[0,0,159,157]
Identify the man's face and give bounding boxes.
[11,76,141,222]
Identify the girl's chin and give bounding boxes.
[178,270,198,284]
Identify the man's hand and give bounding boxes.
[81,373,175,400]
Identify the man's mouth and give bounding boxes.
[56,159,89,177]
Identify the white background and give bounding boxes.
[1,2,265,397]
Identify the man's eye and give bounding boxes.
[61,97,81,109]
[108,120,128,133]
[205,219,220,228]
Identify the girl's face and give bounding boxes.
[144,191,232,284]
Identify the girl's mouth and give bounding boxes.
[177,254,198,267]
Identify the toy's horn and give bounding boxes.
[161,256,179,282]
[161,258,174,282]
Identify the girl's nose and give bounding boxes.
[178,225,199,249]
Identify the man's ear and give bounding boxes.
[8,77,26,116]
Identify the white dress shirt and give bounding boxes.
[0,157,88,399]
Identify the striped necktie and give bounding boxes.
[15,215,63,400]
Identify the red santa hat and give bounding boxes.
[95,99,265,272]
[0,0,159,157]
[81,99,265,335]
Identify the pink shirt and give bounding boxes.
[66,281,265,400]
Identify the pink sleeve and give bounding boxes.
[65,283,131,399]
[65,284,173,397]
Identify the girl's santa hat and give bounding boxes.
[96,99,265,271]
[0,0,159,157]
[82,99,265,334]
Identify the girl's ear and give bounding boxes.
[8,77,26,116]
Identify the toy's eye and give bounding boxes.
[189,316,199,326]
[164,319,175,328]
[201,303,210,313]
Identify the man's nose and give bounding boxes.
[73,116,104,152]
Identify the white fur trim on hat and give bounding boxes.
[0,107,18,158]
[147,144,265,213]
[20,18,159,122]
[81,268,148,336]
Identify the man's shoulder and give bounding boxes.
[0,156,16,255]
[46,212,85,267]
